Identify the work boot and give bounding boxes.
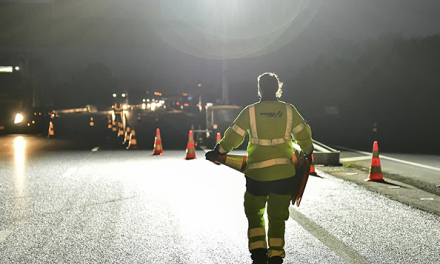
[250,248,267,264]
[268,256,283,264]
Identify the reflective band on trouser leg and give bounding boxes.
[268,238,285,258]
[247,158,293,170]
[245,192,268,251]
[267,193,290,258]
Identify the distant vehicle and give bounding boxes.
[0,55,52,134]
[86,104,98,113]
[195,105,243,148]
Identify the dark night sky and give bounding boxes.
[1,0,440,94]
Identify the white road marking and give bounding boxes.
[91,147,99,152]
[290,209,370,264]
[420,198,434,201]
[337,146,440,172]
[340,156,371,162]
[62,167,78,178]
[0,230,12,243]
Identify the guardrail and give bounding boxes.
[293,140,341,166]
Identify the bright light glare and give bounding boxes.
[151,102,157,111]
[14,113,24,124]
[122,104,128,110]
[15,66,20,71]
[121,93,126,98]
[112,93,117,98]
[142,103,146,109]
[0,66,13,73]
[154,0,321,59]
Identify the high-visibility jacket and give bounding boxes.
[219,101,313,181]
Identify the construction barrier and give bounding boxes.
[122,126,131,145]
[365,141,386,182]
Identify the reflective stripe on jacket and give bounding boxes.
[219,101,313,181]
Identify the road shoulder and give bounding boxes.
[316,165,440,217]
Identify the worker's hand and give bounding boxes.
[205,150,219,162]
[205,143,226,162]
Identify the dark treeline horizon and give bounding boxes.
[287,33,440,154]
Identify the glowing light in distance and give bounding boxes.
[14,113,24,124]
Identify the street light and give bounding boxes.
[121,93,126,98]
[112,93,117,98]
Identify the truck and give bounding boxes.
[0,54,52,134]
[194,105,247,149]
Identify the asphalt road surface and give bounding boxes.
[0,111,439,264]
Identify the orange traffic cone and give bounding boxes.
[216,154,247,172]
[309,154,317,176]
[185,130,196,160]
[213,133,222,165]
[365,141,386,182]
[89,117,94,127]
[152,128,165,155]
[47,121,54,138]
[118,122,124,137]
[216,132,222,145]
[107,118,112,129]
[137,113,141,121]
[127,129,138,149]
[112,121,117,132]
[122,126,131,145]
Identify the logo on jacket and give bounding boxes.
[260,111,283,118]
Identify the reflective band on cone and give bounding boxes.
[185,130,196,160]
[152,128,165,155]
[216,154,247,172]
[365,141,386,182]
[123,126,131,145]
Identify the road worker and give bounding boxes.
[205,72,313,264]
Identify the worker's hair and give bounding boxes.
[257,72,283,98]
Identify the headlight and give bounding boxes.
[14,113,24,124]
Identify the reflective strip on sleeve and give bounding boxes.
[248,227,266,238]
[249,137,290,146]
[285,105,292,138]
[269,238,284,247]
[247,158,293,170]
[249,105,258,138]
[218,144,227,154]
[231,124,246,137]
[249,240,267,251]
[292,120,307,135]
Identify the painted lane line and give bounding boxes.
[0,230,12,243]
[340,156,371,162]
[420,198,434,201]
[91,147,99,152]
[290,209,371,264]
[337,146,440,172]
[62,167,78,178]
